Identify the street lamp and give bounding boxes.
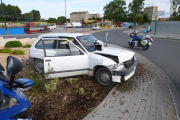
[1,0,9,35]
[65,0,67,32]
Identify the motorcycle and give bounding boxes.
[0,56,33,120]
[128,30,153,50]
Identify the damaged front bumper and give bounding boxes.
[111,60,137,82]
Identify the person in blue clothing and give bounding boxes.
[147,24,151,34]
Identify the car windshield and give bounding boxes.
[76,35,97,52]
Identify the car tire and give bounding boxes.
[35,59,44,73]
[95,68,114,87]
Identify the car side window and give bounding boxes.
[35,40,43,49]
[44,40,83,57]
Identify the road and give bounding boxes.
[92,29,180,94]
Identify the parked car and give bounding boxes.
[29,33,137,87]
[92,26,100,30]
[47,23,56,29]
[129,24,133,28]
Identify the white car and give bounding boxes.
[29,33,137,87]
[92,26,100,30]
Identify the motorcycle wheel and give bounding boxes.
[142,44,149,50]
[128,42,134,47]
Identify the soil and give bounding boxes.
[16,59,114,120]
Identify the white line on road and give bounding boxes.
[167,45,180,48]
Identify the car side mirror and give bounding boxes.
[4,56,23,89]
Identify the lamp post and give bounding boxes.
[1,0,9,35]
[65,0,67,32]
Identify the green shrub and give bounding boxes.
[67,78,78,83]
[10,50,24,55]
[45,77,59,93]
[79,88,85,95]
[5,41,22,48]
[23,44,31,48]
[0,48,11,53]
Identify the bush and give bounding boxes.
[23,44,31,48]
[10,50,24,55]
[5,41,22,48]
[45,77,59,93]
[0,48,11,53]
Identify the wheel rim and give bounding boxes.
[36,60,43,71]
[100,73,110,83]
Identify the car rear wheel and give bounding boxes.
[35,59,44,73]
[95,68,114,87]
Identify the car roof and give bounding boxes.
[39,33,91,38]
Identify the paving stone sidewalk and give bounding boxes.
[84,50,178,120]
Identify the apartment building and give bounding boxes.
[144,6,158,20]
[70,11,89,23]
[70,11,101,23]
[89,14,101,18]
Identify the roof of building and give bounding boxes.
[144,6,157,9]
[70,11,88,14]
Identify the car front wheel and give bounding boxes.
[95,68,114,87]
[35,59,44,73]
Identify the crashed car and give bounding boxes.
[29,33,137,87]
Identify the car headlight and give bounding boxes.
[0,94,19,110]
[109,63,124,70]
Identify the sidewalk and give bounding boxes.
[83,44,179,120]
[123,29,180,40]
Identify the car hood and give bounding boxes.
[93,47,135,63]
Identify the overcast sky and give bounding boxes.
[3,0,171,19]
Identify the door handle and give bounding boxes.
[45,59,51,62]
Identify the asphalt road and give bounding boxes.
[92,29,180,94]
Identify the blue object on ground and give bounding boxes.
[0,28,25,35]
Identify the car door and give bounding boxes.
[43,38,89,79]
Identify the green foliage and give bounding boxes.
[10,50,24,55]
[31,10,41,20]
[23,44,31,48]
[128,0,145,16]
[45,77,59,93]
[0,49,11,53]
[170,0,180,20]
[134,15,143,23]
[47,18,58,24]
[22,63,47,92]
[78,88,85,95]
[67,78,78,84]
[5,41,22,48]
[143,14,149,23]
[103,0,127,22]
[58,16,66,24]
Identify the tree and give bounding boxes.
[31,10,41,21]
[128,0,145,18]
[143,14,149,23]
[170,0,180,20]
[134,15,143,25]
[103,0,126,22]
[58,16,66,24]
[47,18,58,24]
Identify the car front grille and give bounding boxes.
[124,57,134,69]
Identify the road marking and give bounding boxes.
[167,45,180,48]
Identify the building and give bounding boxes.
[144,6,158,21]
[70,11,101,23]
[89,14,101,19]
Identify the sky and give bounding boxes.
[3,0,171,19]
